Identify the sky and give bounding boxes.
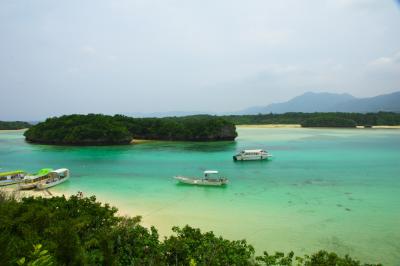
[1,0,400,120]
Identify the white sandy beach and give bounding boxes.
[237,124,400,129]
[236,124,301,128]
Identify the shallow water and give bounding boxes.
[1,128,399,265]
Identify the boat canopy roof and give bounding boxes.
[34,168,53,177]
[242,149,265,153]
[0,170,25,177]
[204,170,219,174]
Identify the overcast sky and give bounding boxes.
[1,0,399,120]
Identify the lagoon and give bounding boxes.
[1,128,399,265]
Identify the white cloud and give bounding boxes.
[80,45,96,55]
[367,51,400,69]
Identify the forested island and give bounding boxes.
[21,112,400,145]
[0,121,31,130]
[222,112,400,127]
[0,191,381,266]
[24,114,237,145]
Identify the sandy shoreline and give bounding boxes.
[237,124,400,129]
[237,124,301,128]
[0,128,28,133]
[0,186,72,199]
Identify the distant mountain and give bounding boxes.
[333,91,400,113]
[239,91,400,114]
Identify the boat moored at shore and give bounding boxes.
[174,170,228,186]
[0,170,26,186]
[233,149,272,161]
[37,168,70,189]
[19,168,53,190]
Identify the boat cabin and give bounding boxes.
[49,168,69,179]
[22,168,53,184]
[203,170,220,180]
[241,149,266,155]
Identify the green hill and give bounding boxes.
[24,114,237,145]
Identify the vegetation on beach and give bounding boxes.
[0,192,381,266]
[301,117,357,128]
[222,112,400,126]
[24,114,237,145]
[0,121,31,130]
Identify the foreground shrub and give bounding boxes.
[0,192,381,266]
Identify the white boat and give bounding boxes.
[0,170,26,186]
[37,168,70,190]
[174,170,228,186]
[19,168,53,190]
[233,149,272,161]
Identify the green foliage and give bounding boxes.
[0,120,31,130]
[255,251,295,265]
[254,250,382,266]
[0,192,382,266]
[24,114,133,145]
[222,112,400,126]
[301,117,357,128]
[17,244,55,266]
[114,114,237,141]
[24,114,237,145]
[162,225,255,265]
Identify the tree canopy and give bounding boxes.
[24,114,237,145]
[0,121,31,130]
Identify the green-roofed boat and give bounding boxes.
[19,168,53,190]
[0,170,26,186]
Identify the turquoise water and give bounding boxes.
[1,128,399,265]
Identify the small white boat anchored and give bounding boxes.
[37,168,70,190]
[233,149,272,161]
[174,170,228,186]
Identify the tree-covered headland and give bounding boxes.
[0,192,381,266]
[0,121,31,130]
[24,114,237,145]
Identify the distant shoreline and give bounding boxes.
[236,124,400,129]
[236,124,301,128]
[0,128,28,132]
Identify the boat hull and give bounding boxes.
[19,182,39,190]
[174,176,228,186]
[37,175,69,189]
[233,154,271,161]
[0,180,22,186]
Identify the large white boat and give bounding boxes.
[174,170,228,186]
[19,168,53,190]
[0,170,26,186]
[37,168,70,190]
[233,149,272,161]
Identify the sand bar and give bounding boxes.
[237,124,301,128]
